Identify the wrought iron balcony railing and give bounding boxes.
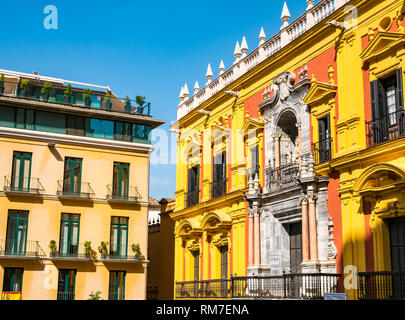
[175,273,342,299]
[265,163,299,192]
[100,244,143,262]
[312,137,332,165]
[106,185,141,203]
[185,189,200,208]
[50,242,93,260]
[210,179,228,199]
[0,239,45,258]
[4,176,45,195]
[366,110,405,148]
[357,271,405,300]
[57,291,75,301]
[57,180,95,199]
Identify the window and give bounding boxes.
[249,145,260,179]
[317,115,331,163]
[114,121,132,142]
[187,165,199,207]
[220,246,228,297]
[133,124,152,143]
[57,269,76,300]
[11,152,32,191]
[85,118,114,140]
[193,250,200,281]
[63,157,82,194]
[2,268,23,293]
[110,217,129,258]
[15,108,35,130]
[66,115,84,136]
[287,222,302,273]
[59,214,80,257]
[112,162,130,198]
[0,106,15,128]
[390,218,405,271]
[212,152,227,198]
[109,271,126,300]
[5,210,28,255]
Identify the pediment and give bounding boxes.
[241,117,264,136]
[303,81,337,106]
[360,31,405,62]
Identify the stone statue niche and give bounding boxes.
[277,110,299,167]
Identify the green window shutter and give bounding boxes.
[370,80,378,121]
[396,68,403,109]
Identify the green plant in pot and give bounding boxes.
[0,73,4,95]
[135,95,145,115]
[104,91,112,110]
[49,240,57,257]
[124,95,131,112]
[19,79,30,97]
[82,88,92,107]
[41,81,52,101]
[131,243,141,260]
[64,84,72,104]
[88,291,103,300]
[84,241,95,259]
[98,241,109,259]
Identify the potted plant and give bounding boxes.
[88,291,103,300]
[82,88,92,107]
[124,95,131,112]
[41,81,52,101]
[98,241,109,259]
[104,91,112,110]
[49,240,57,257]
[19,79,30,97]
[84,241,93,259]
[135,95,145,115]
[0,73,4,95]
[64,84,72,104]
[131,243,141,261]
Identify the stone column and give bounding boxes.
[308,193,318,260]
[300,195,310,261]
[248,209,254,267]
[254,208,261,266]
[273,133,281,169]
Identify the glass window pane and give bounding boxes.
[0,106,16,128]
[35,111,66,134]
[90,95,102,109]
[25,109,35,130]
[16,108,25,129]
[85,118,114,140]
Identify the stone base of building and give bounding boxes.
[301,260,336,273]
[247,265,271,277]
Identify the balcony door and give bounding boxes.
[390,218,405,271]
[63,157,82,194]
[11,152,32,191]
[318,115,331,163]
[220,246,228,297]
[212,152,226,198]
[57,269,76,300]
[187,165,199,207]
[5,210,28,255]
[110,217,129,257]
[109,271,126,300]
[59,213,80,257]
[2,268,23,293]
[113,162,129,198]
[287,222,302,273]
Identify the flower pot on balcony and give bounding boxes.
[134,255,140,261]
[101,254,107,260]
[42,93,49,101]
[84,98,91,107]
[85,253,90,259]
[20,88,26,97]
[64,95,71,104]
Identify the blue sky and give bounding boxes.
[0,0,308,200]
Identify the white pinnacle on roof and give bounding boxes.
[219,60,225,75]
[259,27,266,46]
[281,2,291,29]
[206,63,213,84]
[233,41,241,65]
[194,81,199,93]
[241,36,248,58]
[179,86,184,99]
[306,0,315,10]
[183,83,189,97]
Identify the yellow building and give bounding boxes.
[172,0,405,300]
[0,69,164,300]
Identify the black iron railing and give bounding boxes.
[312,137,332,164]
[50,242,92,259]
[357,271,405,300]
[57,180,94,199]
[210,179,228,199]
[366,110,405,148]
[100,244,142,261]
[57,291,75,300]
[265,163,299,192]
[4,176,45,195]
[176,279,232,299]
[185,189,200,208]
[106,185,141,202]
[0,239,44,257]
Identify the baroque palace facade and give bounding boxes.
[172,0,405,300]
[0,69,164,300]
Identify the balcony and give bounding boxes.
[99,244,146,263]
[0,239,45,259]
[357,271,405,300]
[106,185,141,204]
[175,273,342,300]
[57,180,94,200]
[57,291,75,301]
[3,176,44,196]
[50,243,93,261]
[210,179,228,199]
[184,189,200,208]
[366,110,405,148]
[0,79,152,116]
[265,163,299,192]
[312,137,332,165]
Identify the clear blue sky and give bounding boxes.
[1,0,307,200]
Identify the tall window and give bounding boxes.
[109,271,126,300]
[193,250,200,281]
[317,115,331,163]
[220,246,228,297]
[2,268,23,293]
[15,108,34,130]
[390,218,405,271]
[63,157,82,194]
[57,269,76,300]
[5,210,28,255]
[11,152,32,191]
[249,145,260,179]
[66,115,84,136]
[113,162,130,198]
[187,165,200,207]
[114,122,132,142]
[212,152,227,198]
[59,214,80,257]
[110,217,129,258]
[287,222,302,273]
